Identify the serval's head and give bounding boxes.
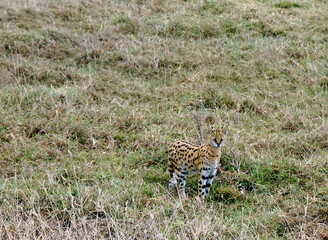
[209,127,224,148]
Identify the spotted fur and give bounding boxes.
[168,127,224,199]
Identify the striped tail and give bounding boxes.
[168,158,177,190]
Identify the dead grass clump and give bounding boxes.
[45,134,68,152]
[190,96,236,110]
[67,124,90,146]
[7,61,86,87]
[305,127,328,149]
[39,30,79,59]
[51,2,88,23]
[191,87,237,110]
[113,16,140,35]
[3,29,78,60]
[116,52,200,81]
[251,129,327,159]
[157,56,200,71]
[277,215,305,236]
[2,33,43,56]
[192,88,266,115]
[17,65,73,86]
[237,98,266,116]
[159,17,239,40]
[313,206,328,226]
[75,49,103,66]
[197,0,235,15]
[247,20,288,37]
[318,77,328,90]
[26,125,47,138]
[84,129,115,151]
[283,130,328,158]
[277,203,328,239]
[0,214,111,239]
[1,7,50,30]
[211,185,246,204]
[1,120,47,141]
[112,112,147,132]
[280,115,306,132]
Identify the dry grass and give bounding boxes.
[0,0,327,239]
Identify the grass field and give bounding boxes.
[0,0,327,239]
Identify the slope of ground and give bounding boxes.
[0,0,327,239]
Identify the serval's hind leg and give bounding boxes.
[168,172,178,190]
[177,169,188,198]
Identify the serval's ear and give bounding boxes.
[217,126,225,135]
[211,126,216,134]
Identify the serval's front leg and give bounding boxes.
[198,166,211,200]
[205,166,218,197]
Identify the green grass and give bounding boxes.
[274,1,303,8]
[0,0,327,239]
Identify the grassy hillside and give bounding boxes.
[0,0,327,239]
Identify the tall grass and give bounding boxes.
[0,0,327,239]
